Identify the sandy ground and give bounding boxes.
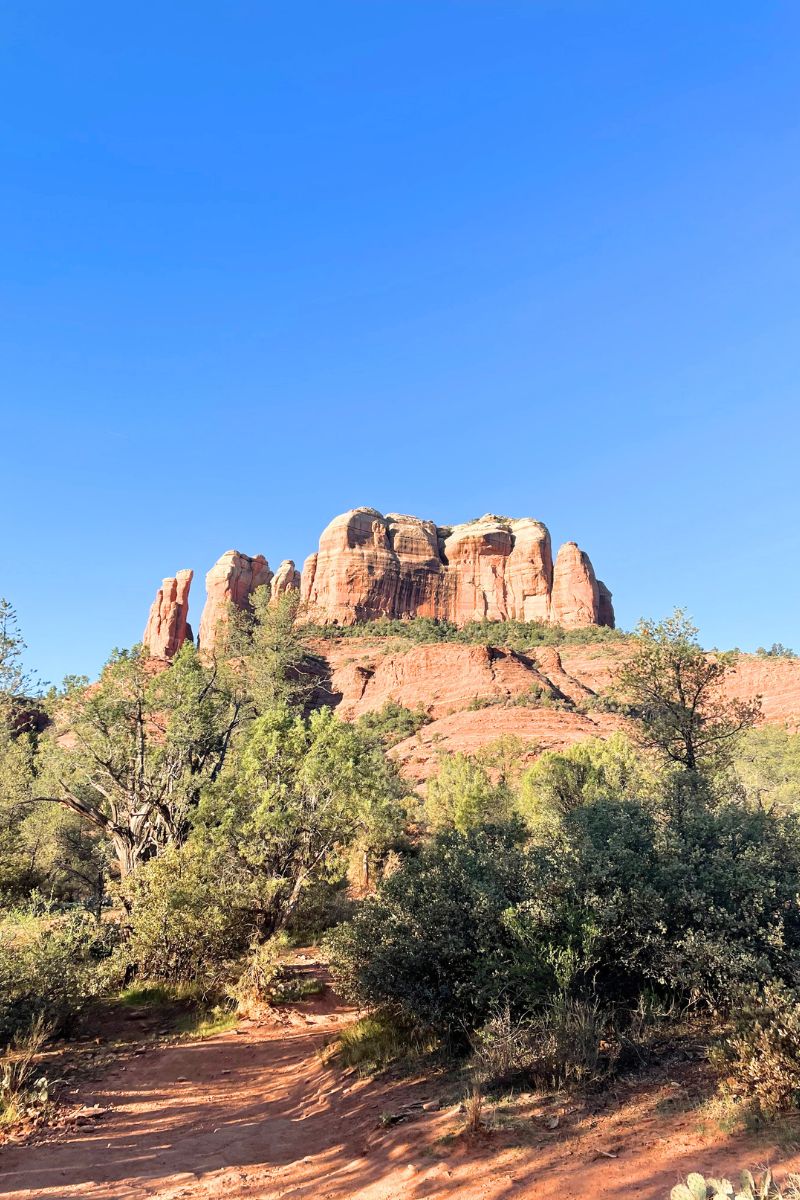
[2,989,799,1200]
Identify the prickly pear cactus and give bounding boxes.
[670,1169,780,1200]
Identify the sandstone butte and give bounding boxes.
[141,506,615,660]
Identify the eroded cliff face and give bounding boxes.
[142,570,193,659]
[141,506,614,659]
[300,508,613,629]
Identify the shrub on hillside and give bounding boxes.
[306,616,624,650]
[425,753,514,833]
[356,701,432,747]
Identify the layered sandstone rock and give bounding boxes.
[142,570,193,659]
[550,542,601,628]
[198,550,272,655]
[272,560,301,598]
[301,508,613,629]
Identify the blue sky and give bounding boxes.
[2,1,799,684]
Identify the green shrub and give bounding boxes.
[335,1011,435,1072]
[327,825,534,1034]
[305,616,624,651]
[356,701,432,747]
[229,933,290,1012]
[425,753,514,833]
[118,844,251,993]
[0,906,100,1045]
[719,983,800,1117]
[0,1016,51,1124]
[331,793,800,1037]
[515,796,800,1006]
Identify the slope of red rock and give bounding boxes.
[310,636,800,783]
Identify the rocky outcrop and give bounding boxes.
[301,508,613,628]
[142,507,614,661]
[197,551,272,655]
[550,542,601,628]
[272,560,301,598]
[142,570,193,659]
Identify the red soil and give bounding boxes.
[3,988,800,1200]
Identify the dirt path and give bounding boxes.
[2,991,799,1200]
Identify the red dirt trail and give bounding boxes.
[2,991,799,1200]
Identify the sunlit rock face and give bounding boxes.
[144,509,614,662]
[300,508,613,629]
[197,550,272,656]
[142,569,193,659]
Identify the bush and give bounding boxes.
[335,1011,435,1071]
[229,934,290,1013]
[356,701,432,747]
[472,996,607,1089]
[0,1016,51,1124]
[305,616,624,650]
[327,825,533,1035]
[719,983,800,1117]
[516,733,653,829]
[425,753,513,833]
[0,905,100,1045]
[331,792,800,1038]
[118,845,251,993]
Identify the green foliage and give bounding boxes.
[733,726,800,813]
[306,615,624,651]
[720,983,800,1117]
[327,825,532,1033]
[334,1010,438,1072]
[515,795,800,1005]
[229,933,290,1010]
[118,843,250,991]
[331,790,800,1035]
[617,609,760,777]
[0,599,37,726]
[517,733,653,829]
[197,706,407,936]
[0,1015,52,1125]
[755,643,797,659]
[0,905,100,1046]
[356,700,432,747]
[426,752,513,833]
[38,643,243,877]
[226,587,314,713]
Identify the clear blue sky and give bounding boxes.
[2,1,799,685]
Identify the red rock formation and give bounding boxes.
[272,560,301,598]
[198,550,272,656]
[301,508,610,629]
[142,570,193,659]
[549,542,601,628]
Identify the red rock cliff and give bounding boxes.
[301,508,613,629]
[142,570,193,659]
[197,550,272,656]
